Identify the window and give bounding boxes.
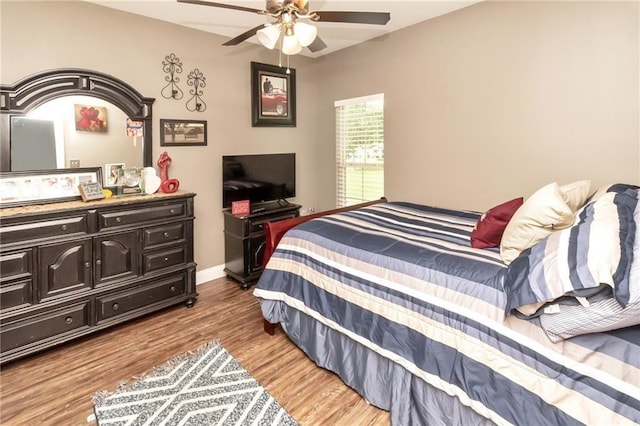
[335,93,384,207]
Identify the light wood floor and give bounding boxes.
[0,278,389,425]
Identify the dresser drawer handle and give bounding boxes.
[112,303,119,311]
[115,217,122,223]
[163,232,170,238]
[170,209,176,214]
[96,259,102,266]
[84,261,91,268]
[170,286,176,292]
[61,224,68,231]
[65,317,73,324]
[164,257,169,262]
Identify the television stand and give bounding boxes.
[223,202,301,289]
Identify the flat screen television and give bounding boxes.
[222,153,296,209]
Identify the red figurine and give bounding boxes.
[157,151,180,193]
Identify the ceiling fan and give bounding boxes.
[176,0,391,55]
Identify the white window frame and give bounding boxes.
[335,93,384,208]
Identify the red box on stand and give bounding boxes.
[231,200,250,216]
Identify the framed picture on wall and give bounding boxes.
[74,104,108,132]
[160,119,208,146]
[251,62,296,127]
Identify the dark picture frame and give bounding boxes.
[160,119,208,146]
[0,167,103,208]
[251,62,296,127]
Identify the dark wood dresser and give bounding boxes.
[0,191,197,363]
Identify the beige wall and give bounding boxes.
[314,0,640,211]
[1,1,319,274]
[2,1,638,273]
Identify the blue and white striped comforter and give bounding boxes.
[254,202,640,425]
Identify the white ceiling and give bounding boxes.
[82,0,481,58]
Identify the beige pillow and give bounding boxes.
[559,180,592,211]
[588,183,616,204]
[500,182,575,265]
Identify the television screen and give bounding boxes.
[222,153,296,209]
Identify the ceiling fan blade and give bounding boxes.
[222,24,264,46]
[177,0,264,14]
[307,36,327,53]
[313,11,391,25]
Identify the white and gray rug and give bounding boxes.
[92,341,297,426]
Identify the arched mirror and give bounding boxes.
[0,68,155,174]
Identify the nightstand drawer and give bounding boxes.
[0,302,90,353]
[0,216,87,245]
[96,275,186,321]
[143,246,187,274]
[99,202,186,229]
[143,223,185,249]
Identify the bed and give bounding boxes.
[253,183,640,425]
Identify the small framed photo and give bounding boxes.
[251,62,296,127]
[160,119,207,146]
[105,163,125,187]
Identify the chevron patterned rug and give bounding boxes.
[91,341,297,425]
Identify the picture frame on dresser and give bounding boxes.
[0,167,103,208]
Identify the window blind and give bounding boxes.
[335,93,384,207]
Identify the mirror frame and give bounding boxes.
[0,68,155,172]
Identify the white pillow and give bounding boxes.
[559,180,592,211]
[500,182,574,265]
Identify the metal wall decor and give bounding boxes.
[186,69,207,112]
[161,53,184,100]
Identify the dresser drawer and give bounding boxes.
[0,301,90,353]
[0,279,32,310]
[0,216,87,245]
[96,275,186,321]
[143,223,185,249]
[0,249,32,282]
[143,246,186,274]
[99,202,186,229]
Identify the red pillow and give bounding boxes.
[470,197,524,249]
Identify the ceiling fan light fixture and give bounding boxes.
[282,33,302,55]
[293,21,317,47]
[257,24,281,50]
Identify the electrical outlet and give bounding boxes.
[69,159,80,168]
